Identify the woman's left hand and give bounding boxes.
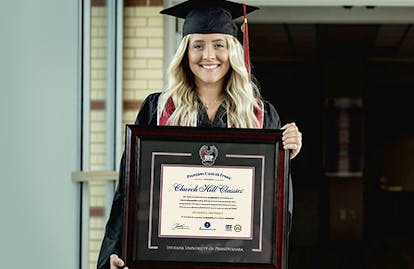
[281,122,302,159]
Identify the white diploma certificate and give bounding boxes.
[158,164,255,240]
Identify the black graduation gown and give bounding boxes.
[96,92,292,269]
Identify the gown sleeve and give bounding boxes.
[262,100,281,129]
[96,93,160,269]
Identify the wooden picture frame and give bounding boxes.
[122,125,290,269]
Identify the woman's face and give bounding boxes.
[187,33,231,89]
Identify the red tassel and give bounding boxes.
[243,3,251,77]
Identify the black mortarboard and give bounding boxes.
[160,0,259,37]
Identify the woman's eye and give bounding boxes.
[193,44,203,49]
[214,43,225,48]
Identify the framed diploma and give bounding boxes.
[122,125,290,269]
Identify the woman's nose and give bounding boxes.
[202,46,215,60]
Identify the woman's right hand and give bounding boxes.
[110,254,128,269]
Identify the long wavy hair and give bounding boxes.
[158,34,262,128]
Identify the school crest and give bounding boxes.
[199,145,218,166]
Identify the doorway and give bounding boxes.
[248,7,414,269]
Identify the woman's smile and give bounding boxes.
[200,64,220,70]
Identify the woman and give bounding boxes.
[97,1,302,268]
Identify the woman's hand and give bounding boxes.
[281,122,302,159]
[110,254,128,269]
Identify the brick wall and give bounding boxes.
[122,1,164,148]
[89,4,108,269]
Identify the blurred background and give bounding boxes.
[1,0,413,269]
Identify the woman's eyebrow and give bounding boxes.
[190,40,205,44]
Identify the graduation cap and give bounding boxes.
[160,0,259,74]
[160,0,258,36]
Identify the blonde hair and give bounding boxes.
[158,34,261,128]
